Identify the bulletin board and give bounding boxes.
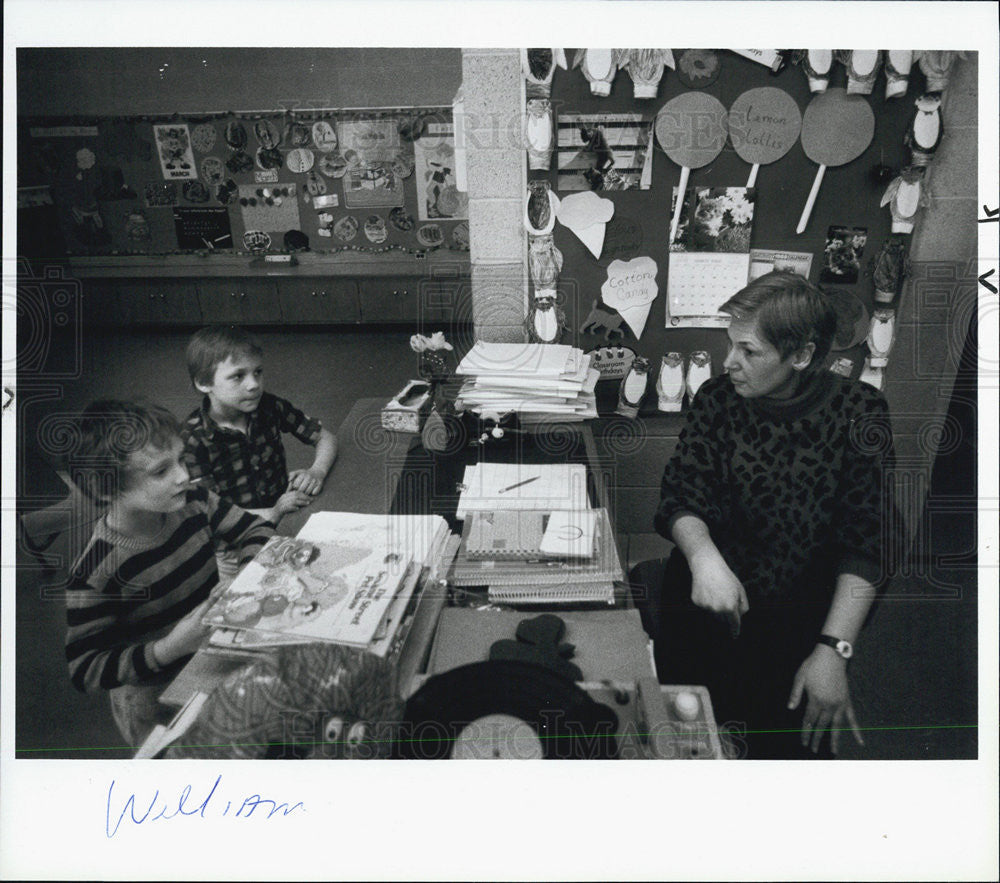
[541,50,923,386]
[17,107,470,262]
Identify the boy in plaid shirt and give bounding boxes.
[181,326,338,528]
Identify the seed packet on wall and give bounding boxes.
[821,226,868,284]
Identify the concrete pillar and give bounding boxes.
[884,53,979,541]
[460,49,528,343]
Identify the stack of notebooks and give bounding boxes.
[202,512,452,659]
[453,341,600,423]
[449,506,623,605]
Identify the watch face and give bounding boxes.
[837,640,853,659]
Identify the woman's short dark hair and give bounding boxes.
[72,399,181,500]
[186,325,264,389]
[719,271,838,370]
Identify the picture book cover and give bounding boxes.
[203,534,413,648]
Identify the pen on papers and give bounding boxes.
[498,475,540,494]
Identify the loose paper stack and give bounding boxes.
[454,342,599,422]
[203,512,452,657]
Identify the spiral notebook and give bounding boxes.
[463,511,547,560]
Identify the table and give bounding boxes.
[152,396,723,759]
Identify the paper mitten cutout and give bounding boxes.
[867,309,896,367]
[572,48,617,97]
[528,233,563,293]
[859,356,884,390]
[615,49,675,99]
[525,99,554,170]
[524,180,559,235]
[656,352,685,412]
[881,167,930,234]
[686,351,713,399]
[522,48,568,98]
[870,237,909,304]
[884,50,914,99]
[580,299,626,341]
[525,295,566,344]
[916,50,959,93]
[797,49,834,93]
[838,50,883,95]
[616,356,651,418]
[904,94,944,167]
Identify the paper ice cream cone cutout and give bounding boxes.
[616,302,652,338]
[557,191,614,259]
[601,257,658,338]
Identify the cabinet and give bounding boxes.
[198,279,282,324]
[80,280,124,327]
[131,281,202,325]
[72,261,471,329]
[358,271,471,326]
[277,278,360,324]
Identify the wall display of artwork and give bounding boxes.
[539,48,920,386]
[20,107,466,259]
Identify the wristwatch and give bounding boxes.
[817,634,853,659]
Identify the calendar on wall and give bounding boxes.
[666,185,756,327]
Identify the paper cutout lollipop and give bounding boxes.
[556,191,615,259]
[727,87,802,188]
[796,88,875,234]
[655,92,729,244]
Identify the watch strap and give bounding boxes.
[817,634,853,659]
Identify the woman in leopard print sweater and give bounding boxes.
[647,272,899,759]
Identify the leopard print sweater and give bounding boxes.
[655,372,897,602]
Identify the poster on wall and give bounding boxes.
[413,123,468,220]
[173,207,234,250]
[556,113,653,191]
[666,186,756,326]
[336,118,400,163]
[343,165,405,208]
[153,124,198,180]
[237,184,302,233]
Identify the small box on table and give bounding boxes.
[381,380,433,434]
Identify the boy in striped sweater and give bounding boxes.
[65,399,275,747]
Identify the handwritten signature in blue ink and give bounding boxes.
[106,775,304,838]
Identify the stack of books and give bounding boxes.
[448,506,622,605]
[203,512,453,658]
[453,341,600,423]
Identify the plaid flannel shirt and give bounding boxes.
[181,391,322,509]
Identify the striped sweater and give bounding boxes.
[65,487,274,693]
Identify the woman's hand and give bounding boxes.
[787,647,865,754]
[689,548,750,637]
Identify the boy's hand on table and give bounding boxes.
[154,599,214,665]
[274,489,313,517]
[288,468,325,496]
